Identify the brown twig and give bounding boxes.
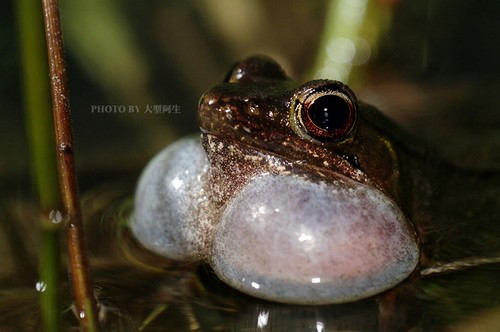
[41,0,99,330]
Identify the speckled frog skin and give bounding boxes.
[132,56,499,305]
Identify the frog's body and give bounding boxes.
[132,56,500,306]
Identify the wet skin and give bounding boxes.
[133,56,500,310]
[199,56,499,264]
[200,56,416,213]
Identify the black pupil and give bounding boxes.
[308,95,350,131]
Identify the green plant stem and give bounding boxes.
[16,0,59,208]
[309,0,392,84]
[15,0,62,331]
[41,0,99,330]
[39,216,61,331]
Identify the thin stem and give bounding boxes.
[15,0,62,330]
[39,216,61,332]
[16,0,59,209]
[41,0,99,330]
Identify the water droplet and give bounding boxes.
[59,143,73,153]
[49,210,63,224]
[35,281,47,292]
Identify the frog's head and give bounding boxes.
[133,56,420,305]
[199,56,402,201]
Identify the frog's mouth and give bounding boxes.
[200,128,377,194]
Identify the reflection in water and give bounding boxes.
[0,182,499,331]
[256,310,268,329]
[226,300,378,331]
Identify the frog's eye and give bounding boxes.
[295,81,357,140]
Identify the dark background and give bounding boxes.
[1,0,499,183]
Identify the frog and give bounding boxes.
[132,56,500,306]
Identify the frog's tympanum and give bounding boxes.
[133,56,478,305]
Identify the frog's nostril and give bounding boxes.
[210,173,419,305]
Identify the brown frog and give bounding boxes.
[132,56,499,306]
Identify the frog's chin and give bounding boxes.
[132,134,420,305]
[209,172,420,304]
